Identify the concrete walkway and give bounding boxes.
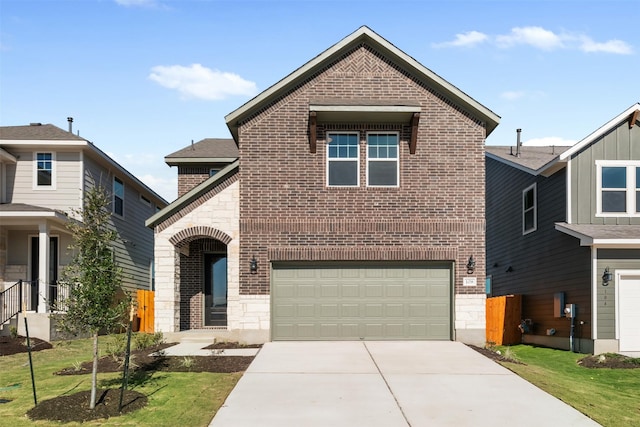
[210,341,600,427]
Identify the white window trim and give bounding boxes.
[33,151,56,190]
[326,131,360,187]
[522,183,537,235]
[596,160,640,217]
[113,176,124,217]
[366,132,400,188]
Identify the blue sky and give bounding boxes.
[1,0,638,201]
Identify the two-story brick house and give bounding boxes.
[0,121,167,338]
[147,26,500,344]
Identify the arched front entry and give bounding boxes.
[170,227,232,330]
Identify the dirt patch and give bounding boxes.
[55,342,256,375]
[578,353,640,369]
[27,388,147,422]
[0,335,53,356]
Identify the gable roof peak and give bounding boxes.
[225,26,499,141]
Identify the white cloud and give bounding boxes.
[579,37,633,54]
[496,26,564,50]
[115,0,159,7]
[435,26,633,55]
[149,64,258,100]
[522,136,576,147]
[500,91,526,101]
[139,174,177,202]
[432,31,488,48]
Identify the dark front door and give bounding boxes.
[30,236,58,311]
[204,254,227,326]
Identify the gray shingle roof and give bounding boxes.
[0,203,59,213]
[0,124,86,141]
[485,145,571,172]
[165,138,238,163]
[556,222,640,243]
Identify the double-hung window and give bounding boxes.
[367,133,399,186]
[522,183,536,235]
[35,152,55,188]
[113,177,124,216]
[597,161,640,216]
[327,132,359,186]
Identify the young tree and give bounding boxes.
[59,183,127,409]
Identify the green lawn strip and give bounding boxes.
[0,336,241,426]
[498,345,640,427]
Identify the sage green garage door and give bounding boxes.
[271,262,452,340]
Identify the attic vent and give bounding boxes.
[30,123,42,126]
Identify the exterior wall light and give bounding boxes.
[466,255,476,274]
[249,256,258,274]
[602,266,612,286]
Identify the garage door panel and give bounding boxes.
[272,263,451,340]
[319,304,339,317]
[365,284,384,297]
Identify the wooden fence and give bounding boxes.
[136,290,154,333]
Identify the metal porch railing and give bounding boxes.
[1,280,69,325]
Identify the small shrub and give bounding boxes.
[104,334,127,360]
[72,360,83,372]
[133,331,164,350]
[180,356,194,369]
[9,325,18,339]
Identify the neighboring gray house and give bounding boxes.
[0,122,168,338]
[486,103,640,356]
[147,26,499,345]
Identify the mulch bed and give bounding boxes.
[0,335,53,356]
[2,335,259,423]
[578,353,640,369]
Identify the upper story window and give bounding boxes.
[327,132,359,186]
[113,177,124,216]
[367,133,399,187]
[140,194,151,206]
[522,183,537,235]
[597,161,640,216]
[34,152,55,189]
[209,168,220,177]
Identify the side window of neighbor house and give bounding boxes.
[35,152,54,188]
[367,133,399,187]
[601,166,627,213]
[522,183,536,235]
[327,132,359,186]
[113,177,124,216]
[598,164,640,215]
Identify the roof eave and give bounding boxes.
[165,157,238,166]
[225,26,499,142]
[559,103,640,161]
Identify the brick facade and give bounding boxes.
[238,44,487,303]
[177,166,210,198]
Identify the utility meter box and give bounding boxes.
[554,292,565,318]
[564,303,577,318]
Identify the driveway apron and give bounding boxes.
[210,341,600,427]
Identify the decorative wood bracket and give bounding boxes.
[309,111,317,153]
[629,110,639,129]
[409,112,420,154]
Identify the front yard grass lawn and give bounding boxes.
[0,336,241,426]
[496,345,640,427]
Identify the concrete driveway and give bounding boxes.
[210,341,600,427]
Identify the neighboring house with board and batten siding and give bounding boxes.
[486,103,640,356]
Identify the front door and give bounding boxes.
[30,236,58,311]
[204,254,227,326]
